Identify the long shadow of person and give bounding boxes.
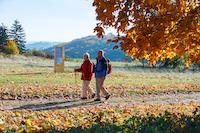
[11,99,102,111]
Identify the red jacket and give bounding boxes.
[75,60,93,81]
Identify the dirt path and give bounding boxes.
[1,92,200,111]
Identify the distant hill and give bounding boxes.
[26,41,60,50]
[44,34,130,61]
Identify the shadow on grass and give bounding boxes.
[6,72,49,76]
[11,99,102,111]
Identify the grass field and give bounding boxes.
[0,55,199,100]
[0,55,200,132]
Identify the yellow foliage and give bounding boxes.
[0,119,4,131]
[15,112,20,117]
[0,103,200,132]
[26,119,32,126]
[93,0,200,65]
[6,40,19,55]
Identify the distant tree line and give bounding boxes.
[24,49,53,59]
[0,20,26,54]
[139,55,200,70]
[0,20,51,58]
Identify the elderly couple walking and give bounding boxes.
[74,50,110,101]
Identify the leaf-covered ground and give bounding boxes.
[1,103,200,132]
[0,56,200,132]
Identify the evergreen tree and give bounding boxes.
[0,23,9,52]
[9,20,26,53]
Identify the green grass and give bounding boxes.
[1,69,199,87]
[0,56,199,86]
[1,55,200,133]
[0,55,200,101]
[0,56,199,110]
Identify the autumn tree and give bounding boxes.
[9,20,26,53]
[5,40,19,55]
[93,0,200,66]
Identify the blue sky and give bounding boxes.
[0,0,114,42]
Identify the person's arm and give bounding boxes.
[88,63,93,74]
[95,58,102,72]
[84,62,92,77]
[74,68,81,72]
[102,58,108,71]
[92,63,96,73]
[74,64,83,72]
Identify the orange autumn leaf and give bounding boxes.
[93,0,200,65]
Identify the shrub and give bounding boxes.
[24,49,53,59]
[5,40,19,55]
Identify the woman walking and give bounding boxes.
[74,53,95,100]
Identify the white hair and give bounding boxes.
[84,52,90,59]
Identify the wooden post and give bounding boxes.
[54,46,65,72]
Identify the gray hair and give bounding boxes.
[84,52,90,59]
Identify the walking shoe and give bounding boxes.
[105,94,110,100]
[94,98,101,101]
[80,97,87,100]
[91,93,95,98]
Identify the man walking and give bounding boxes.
[94,50,110,101]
